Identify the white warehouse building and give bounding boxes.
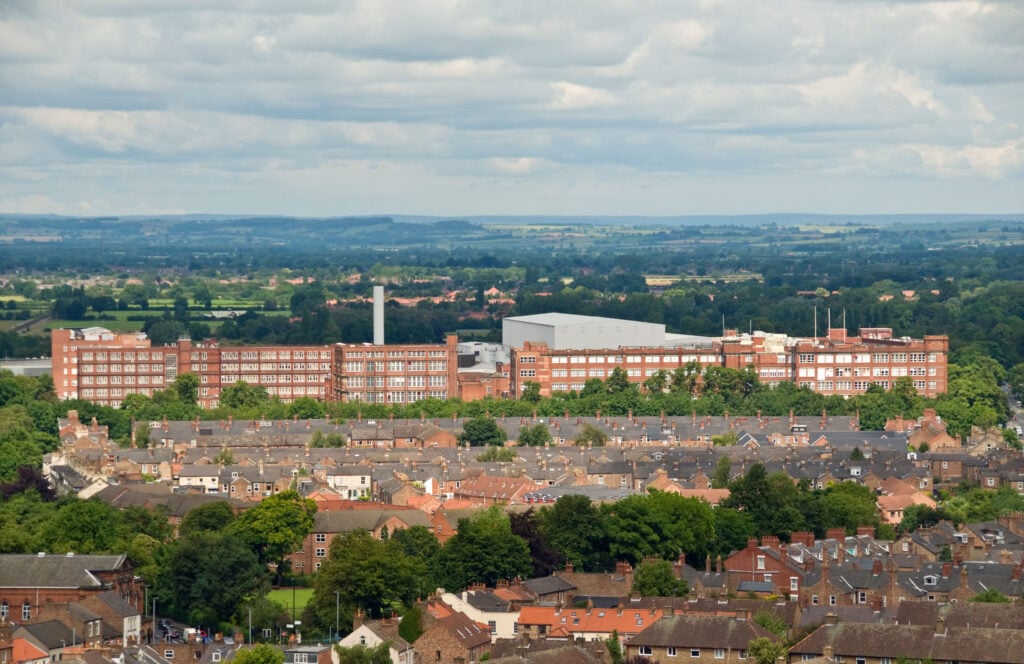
[502,313,669,350]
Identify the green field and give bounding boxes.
[46,316,149,332]
[266,587,315,619]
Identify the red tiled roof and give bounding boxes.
[519,605,664,637]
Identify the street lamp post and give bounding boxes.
[334,591,340,642]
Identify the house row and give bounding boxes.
[0,553,143,662]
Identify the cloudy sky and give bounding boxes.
[1,1,1022,217]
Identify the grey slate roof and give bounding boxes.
[95,589,140,617]
[0,553,127,589]
[311,509,431,533]
[625,614,776,650]
[791,622,1024,663]
[524,575,576,597]
[18,619,76,649]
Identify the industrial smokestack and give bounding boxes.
[373,285,384,345]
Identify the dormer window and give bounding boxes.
[923,575,937,586]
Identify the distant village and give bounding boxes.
[7,396,1022,663]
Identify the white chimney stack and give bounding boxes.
[373,285,384,345]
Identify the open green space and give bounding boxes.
[266,587,314,619]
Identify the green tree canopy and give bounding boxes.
[229,490,317,583]
[517,422,553,447]
[537,495,606,571]
[574,423,609,447]
[159,530,270,626]
[334,642,392,664]
[721,464,806,539]
[631,558,688,596]
[219,381,273,410]
[602,490,716,564]
[235,643,286,664]
[747,637,786,664]
[458,416,508,446]
[434,506,532,590]
[971,588,1011,603]
[180,500,237,537]
[305,529,424,637]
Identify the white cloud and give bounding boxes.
[0,0,1021,215]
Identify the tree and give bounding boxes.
[605,367,634,394]
[898,504,945,534]
[747,637,786,664]
[287,397,326,419]
[711,431,738,446]
[605,630,624,664]
[171,373,199,406]
[753,610,788,636]
[517,423,552,447]
[574,423,609,447]
[219,381,272,410]
[602,491,716,565]
[711,456,732,489]
[434,506,532,590]
[235,643,285,664]
[971,588,1010,603]
[721,464,806,539]
[0,465,56,501]
[229,490,317,584]
[459,416,507,446]
[631,558,688,596]
[670,362,701,395]
[509,508,561,578]
[334,642,392,664]
[159,531,270,626]
[643,370,668,394]
[477,446,516,462]
[42,498,123,553]
[817,482,882,534]
[305,530,423,637]
[537,495,606,571]
[521,381,541,402]
[179,501,236,537]
[711,508,756,558]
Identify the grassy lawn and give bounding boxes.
[47,317,149,332]
[266,587,315,619]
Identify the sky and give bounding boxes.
[1,1,1022,218]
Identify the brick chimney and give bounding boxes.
[872,559,883,576]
